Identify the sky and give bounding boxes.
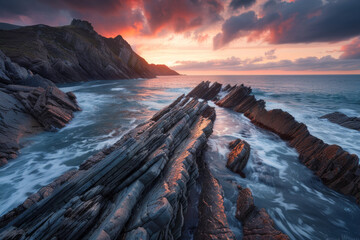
[1,0,360,75]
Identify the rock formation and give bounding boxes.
[189,81,360,205]
[227,139,251,177]
[0,50,80,166]
[320,112,360,131]
[195,156,236,239]
[223,138,289,239]
[0,95,225,240]
[236,186,289,240]
[0,19,178,84]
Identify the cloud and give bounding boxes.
[229,0,257,10]
[265,49,277,60]
[195,33,209,43]
[0,0,225,37]
[173,55,360,71]
[340,37,360,59]
[214,0,360,49]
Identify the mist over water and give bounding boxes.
[0,75,359,239]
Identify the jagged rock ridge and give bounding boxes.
[0,95,236,240]
[0,19,179,83]
[189,81,360,205]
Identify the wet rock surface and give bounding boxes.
[320,112,360,131]
[0,50,81,166]
[189,81,360,205]
[195,156,236,240]
[227,139,251,177]
[236,186,290,240]
[0,95,217,240]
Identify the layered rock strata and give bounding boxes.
[189,81,360,204]
[0,50,80,166]
[195,156,236,240]
[320,112,360,131]
[236,186,289,240]
[0,95,218,240]
[227,139,251,177]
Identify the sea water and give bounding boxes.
[0,75,359,239]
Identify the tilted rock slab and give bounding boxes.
[0,95,217,240]
[189,81,360,205]
[320,112,360,131]
[236,186,289,240]
[195,155,236,240]
[227,139,251,177]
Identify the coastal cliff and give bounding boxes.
[0,19,179,83]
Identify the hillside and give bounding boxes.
[0,19,179,83]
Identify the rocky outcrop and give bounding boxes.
[224,139,288,239]
[189,81,360,205]
[0,19,178,83]
[236,186,289,240]
[320,112,360,131]
[227,139,251,178]
[195,156,236,240]
[188,81,222,101]
[0,95,216,240]
[0,50,80,166]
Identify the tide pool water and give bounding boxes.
[0,75,359,239]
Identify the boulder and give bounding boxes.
[227,139,251,177]
[236,186,290,240]
[320,112,360,131]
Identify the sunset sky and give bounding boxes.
[1,0,360,75]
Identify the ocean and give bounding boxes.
[0,75,359,239]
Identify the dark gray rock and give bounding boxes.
[321,112,360,131]
[0,20,178,83]
[0,50,80,166]
[0,95,215,240]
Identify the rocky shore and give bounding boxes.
[0,50,80,167]
[0,95,223,239]
[189,81,360,205]
[1,81,358,239]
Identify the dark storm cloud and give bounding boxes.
[214,0,360,49]
[340,37,360,60]
[229,0,256,10]
[0,0,225,36]
[173,55,360,71]
[142,0,224,34]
